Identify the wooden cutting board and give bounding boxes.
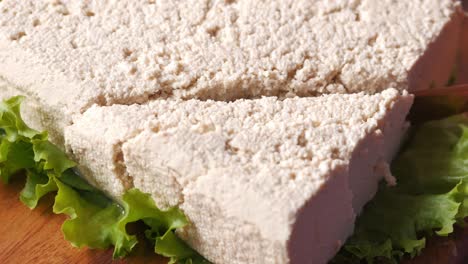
[0,175,167,264]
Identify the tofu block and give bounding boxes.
[0,0,462,137]
[65,89,413,263]
[0,1,456,262]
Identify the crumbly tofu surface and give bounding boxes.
[65,89,413,263]
[0,0,457,263]
[0,0,462,132]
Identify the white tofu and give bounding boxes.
[65,89,413,263]
[0,1,457,262]
[0,0,462,138]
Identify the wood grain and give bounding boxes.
[412,84,468,97]
[458,5,468,85]
[0,175,167,264]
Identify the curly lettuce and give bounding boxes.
[333,114,468,263]
[0,96,207,263]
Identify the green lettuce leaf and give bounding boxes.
[333,114,468,263]
[0,96,207,263]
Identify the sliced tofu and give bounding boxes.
[65,89,413,263]
[0,0,462,139]
[0,1,458,262]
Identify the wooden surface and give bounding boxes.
[457,13,468,85]
[0,175,166,264]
